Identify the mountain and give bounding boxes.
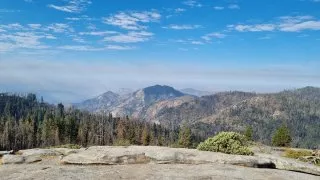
[75,86,320,148]
[74,91,120,112]
[180,88,213,97]
[74,85,186,117]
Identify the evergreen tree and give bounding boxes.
[244,126,253,141]
[272,125,292,147]
[178,125,192,148]
[141,124,150,146]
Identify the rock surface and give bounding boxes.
[2,155,25,164]
[1,146,319,180]
[61,146,320,176]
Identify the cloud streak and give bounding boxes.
[103,11,161,30]
[48,0,92,13]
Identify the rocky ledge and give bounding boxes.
[0,146,319,180]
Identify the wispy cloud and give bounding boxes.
[182,0,202,7]
[230,15,320,32]
[231,24,276,32]
[163,24,202,30]
[228,4,240,9]
[103,31,153,43]
[202,32,226,41]
[175,8,186,13]
[58,45,134,51]
[58,45,102,51]
[48,0,92,13]
[103,11,161,30]
[79,31,118,36]
[28,24,42,29]
[0,9,21,13]
[213,6,224,10]
[45,23,73,33]
[0,32,51,52]
[105,45,135,50]
[0,23,25,30]
[172,39,205,45]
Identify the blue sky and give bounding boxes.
[0,0,320,103]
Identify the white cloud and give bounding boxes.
[202,32,226,41]
[103,31,153,43]
[79,31,118,36]
[213,6,224,10]
[175,8,186,13]
[72,36,86,43]
[105,45,135,50]
[28,24,41,29]
[234,24,276,32]
[163,24,202,30]
[0,32,51,52]
[103,11,161,30]
[58,45,102,51]
[58,45,134,51]
[65,17,81,21]
[0,9,21,13]
[231,16,320,33]
[182,0,202,7]
[0,23,24,30]
[191,41,204,45]
[48,0,92,13]
[228,4,240,9]
[45,23,73,33]
[24,0,33,2]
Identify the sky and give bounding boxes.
[0,0,320,103]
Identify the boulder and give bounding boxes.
[2,155,25,164]
[18,149,62,157]
[25,155,42,164]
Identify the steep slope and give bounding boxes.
[196,87,320,148]
[111,85,186,117]
[74,91,120,112]
[75,85,186,117]
[143,91,257,126]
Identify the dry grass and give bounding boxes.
[284,148,312,159]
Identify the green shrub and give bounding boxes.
[113,139,131,146]
[272,125,292,147]
[197,132,254,156]
[50,144,81,149]
[284,149,312,159]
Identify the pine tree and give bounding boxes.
[141,124,150,146]
[272,125,292,147]
[178,125,192,148]
[244,126,253,141]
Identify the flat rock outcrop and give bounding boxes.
[1,146,319,179]
[61,146,320,176]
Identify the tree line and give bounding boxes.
[0,93,199,151]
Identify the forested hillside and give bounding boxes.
[197,87,320,148]
[0,93,193,151]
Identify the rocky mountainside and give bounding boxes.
[75,86,320,148]
[74,85,186,117]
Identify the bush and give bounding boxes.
[197,132,254,156]
[284,149,312,159]
[272,125,292,147]
[50,144,81,149]
[113,139,131,146]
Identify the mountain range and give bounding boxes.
[74,85,320,148]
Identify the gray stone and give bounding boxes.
[2,155,25,164]
[25,155,42,164]
[61,146,320,176]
